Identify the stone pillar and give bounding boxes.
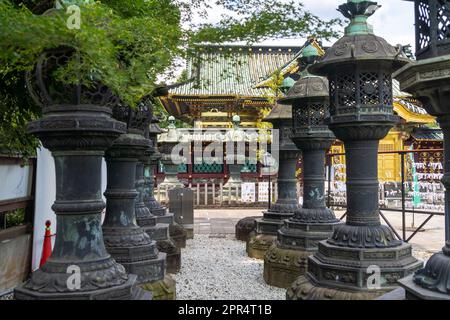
[14,104,137,300]
[247,107,299,259]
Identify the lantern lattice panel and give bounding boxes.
[418,0,431,50]
[294,103,327,128]
[437,1,450,40]
[415,0,450,58]
[329,70,393,117]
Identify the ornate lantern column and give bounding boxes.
[287,1,422,300]
[158,116,188,248]
[145,117,170,219]
[264,45,341,289]
[141,116,181,273]
[101,101,175,300]
[102,105,163,282]
[394,0,450,300]
[235,78,296,242]
[247,99,300,259]
[14,48,136,300]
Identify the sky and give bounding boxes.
[196,0,416,48]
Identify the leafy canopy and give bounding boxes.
[0,0,341,155]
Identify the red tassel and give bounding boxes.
[39,220,53,267]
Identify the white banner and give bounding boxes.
[241,182,256,203]
[258,182,269,202]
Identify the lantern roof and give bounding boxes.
[149,116,163,135]
[264,103,292,122]
[278,75,329,105]
[309,1,410,76]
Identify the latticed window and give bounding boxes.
[293,103,327,127]
[193,162,223,173]
[415,0,450,59]
[329,70,393,116]
[417,0,431,50]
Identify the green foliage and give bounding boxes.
[2,209,26,229]
[0,0,342,154]
[0,72,41,158]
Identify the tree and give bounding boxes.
[0,0,342,155]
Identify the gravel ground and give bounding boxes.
[413,248,435,262]
[173,234,285,300]
[0,293,13,300]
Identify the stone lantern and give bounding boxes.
[287,0,422,300]
[14,47,136,300]
[394,0,450,300]
[264,44,341,289]
[101,100,176,299]
[246,97,300,259]
[158,116,188,248]
[235,77,296,243]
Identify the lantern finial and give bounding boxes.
[338,0,381,36]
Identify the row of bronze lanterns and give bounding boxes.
[14,47,183,300]
[272,0,450,300]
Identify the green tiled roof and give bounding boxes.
[171,45,303,97]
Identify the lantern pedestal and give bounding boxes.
[158,156,188,248]
[14,105,136,300]
[394,55,450,300]
[102,133,166,285]
[264,71,340,289]
[288,124,422,300]
[158,123,188,249]
[136,159,181,274]
[247,116,299,260]
[265,139,340,288]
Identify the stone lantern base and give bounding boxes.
[398,274,450,300]
[263,210,339,288]
[15,274,138,300]
[287,241,422,300]
[235,216,258,241]
[263,245,311,289]
[170,222,188,249]
[157,238,181,274]
[139,274,177,300]
[246,211,294,259]
[247,234,277,260]
[140,223,181,274]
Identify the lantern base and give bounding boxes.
[287,240,422,300]
[170,222,187,249]
[256,212,294,235]
[398,251,450,299]
[14,264,136,300]
[287,275,389,300]
[235,216,259,241]
[155,212,174,225]
[399,274,450,300]
[138,274,176,300]
[247,234,277,260]
[263,244,311,288]
[157,239,181,274]
[142,223,170,242]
